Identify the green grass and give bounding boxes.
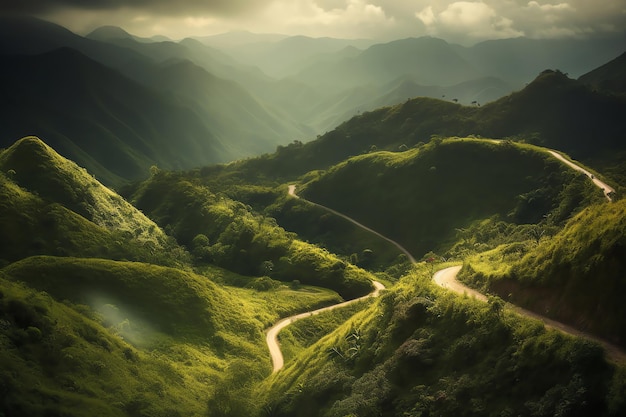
[257,263,624,417]
[278,301,372,365]
[0,255,355,416]
[300,138,603,259]
[129,171,374,299]
[0,137,166,245]
[0,276,223,416]
[462,198,626,347]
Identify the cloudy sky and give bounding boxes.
[3,0,626,44]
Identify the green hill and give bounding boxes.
[128,170,374,299]
[226,70,626,187]
[299,138,604,258]
[259,264,625,417]
[0,256,269,416]
[461,199,626,347]
[0,137,175,264]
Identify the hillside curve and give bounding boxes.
[547,150,615,201]
[287,147,625,363]
[266,280,385,373]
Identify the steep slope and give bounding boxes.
[579,51,626,94]
[0,137,172,263]
[310,75,512,132]
[463,199,626,347]
[128,170,374,299]
[477,70,626,158]
[142,60,310,157]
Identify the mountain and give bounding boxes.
[476,70,626,158]
[293,37,481,91]
[299,139,603,257]
[310,75,513,131]
[0,17,313,183]
[229,69,626,181]
[457,36,626,86]
[0,47,229,184]
[197,30,289,48]
[0,136,171,263]
[86,25,166,44]
[222,35,375,79]
[579,51,626,94]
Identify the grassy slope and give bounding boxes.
[0,136,365,416]
[300,138,603,259]
[0,256,264,416]
[129,171,374,299]
[0,137,166,246]
[259,264,625,417]
[0,255,350,416]
[0,138,181,265]
[462,199,626,347]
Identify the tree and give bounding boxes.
[260,260,274,276]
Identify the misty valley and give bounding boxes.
[1,14,626,417]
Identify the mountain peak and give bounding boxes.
[0,136,166,245]
[86,25,133,41]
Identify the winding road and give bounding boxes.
[288,185,416,263]
[547,150,615,201]
[274,148,625,365]
[266,281,385,373]
[434,266,626,362]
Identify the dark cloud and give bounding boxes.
[1,0,624,42]
[0,0,269,16]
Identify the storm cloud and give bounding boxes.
[2,0,625,44]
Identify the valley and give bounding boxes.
[1,13,626,417]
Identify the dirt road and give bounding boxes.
[267,281,385,373]
[433,266,626,363]
[279,147,622,366]
[547,150,615,201]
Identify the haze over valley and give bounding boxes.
[1,2,626,416]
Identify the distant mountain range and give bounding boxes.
[1,15,624,185]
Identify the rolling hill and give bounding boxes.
[298,139,604,258]
[224,69,626,187]
[2,18,626,417]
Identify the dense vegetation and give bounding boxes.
[460,198,626,347]
[258,264,626,417]
[1,45,625,415]
[128,170,374,299]
[214,70,626,191]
